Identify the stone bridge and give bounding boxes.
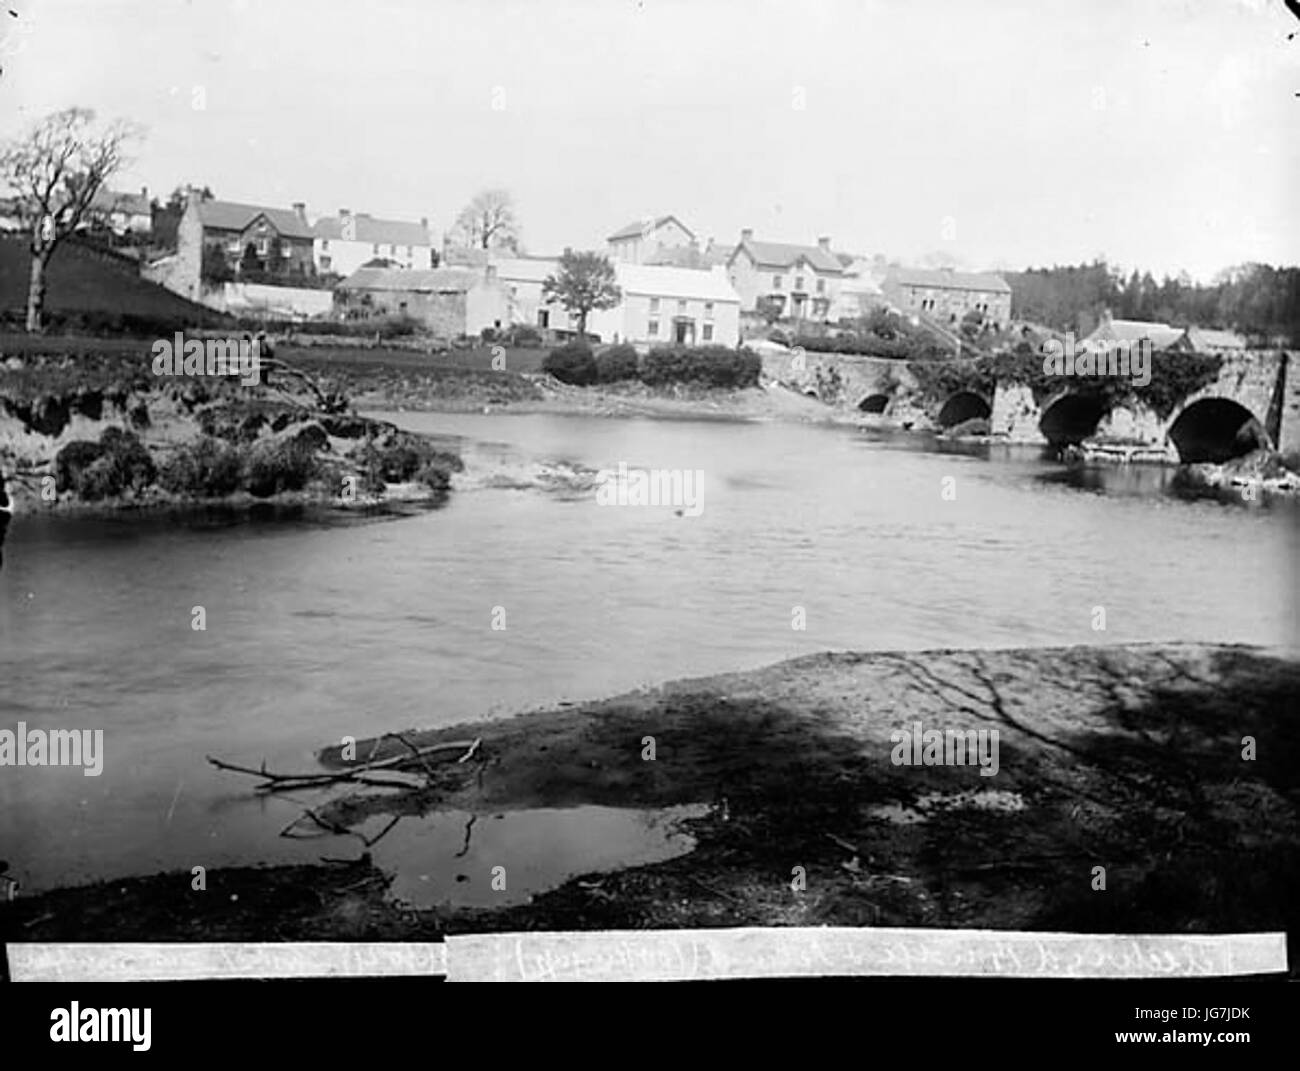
[761,348,1299,462]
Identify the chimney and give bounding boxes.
[818,236,831,251]
[141,186,148,199]
[420,216,428,230]
[339,208,351,220]
[292,201,307,223]
[741,228,753,242]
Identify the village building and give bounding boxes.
[335,265,510,337]
[726,230,845,321]
[1081,311,1185,352]
[1167,326,1249,354]
[606,215,696,265]
[882,267,1012,329]
[87,186,153,237]
[146,195,316,302]
[312,210,435,276]
[492,255,741,347]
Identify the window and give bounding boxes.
[537,309,549,328]
[704,302,714,319]
[256,237,268,256]
[796,276,804,291]
[702,324,713,342]
[649,297,660,313]
[406,246,413,257]
[320,256,331,271]
[373,243,380,254]
[677,299,686,312]
[321,239,330,251]
[648,319,659,336]
[773,275,782,289]
[816,279,825,294]
[388,244,396,255]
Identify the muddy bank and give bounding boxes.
[0,350,463,516]
[5,642,1296,970]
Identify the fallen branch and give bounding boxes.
[206,738,481,792]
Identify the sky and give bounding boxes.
[0,0,1296,281]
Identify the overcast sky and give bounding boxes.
[2,0,1296,280]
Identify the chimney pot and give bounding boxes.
[420,216,428,230]
[741,228,753,242]
[818,236,831,251]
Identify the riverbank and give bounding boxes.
[6,642,1296,971]
[0,349,464,516]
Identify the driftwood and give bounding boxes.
[206,736,483,793]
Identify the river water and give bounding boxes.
[1,412,1297,900]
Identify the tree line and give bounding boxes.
[1004,260,1300,346]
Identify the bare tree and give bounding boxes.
[452,188,519,251]
[0,108,139,331]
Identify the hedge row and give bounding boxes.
[542,343,761,389]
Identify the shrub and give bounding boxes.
[158,436,243,497]
[640,346,761,388]
[243,438,320,497]
[504,324,542,347]
[595,344,639,383]
[543,342,598,386]
[54,427,156,500]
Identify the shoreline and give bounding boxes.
[6,641,1296,969]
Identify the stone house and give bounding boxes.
[335,266,510,337]
[882,267,1012,329]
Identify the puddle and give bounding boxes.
[358,803,711,909]
[867,789,1026,826]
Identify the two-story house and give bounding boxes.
[882,267,1012,329]
[606,215,696,265]
[726,231,845,321]
[313,210,435,276]
[146,195,316,302]
[88,186,153,237]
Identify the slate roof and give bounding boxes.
[614,263,740,303]
[1087,317,1184,349]
[91,187,151,217]
[1181,327,1247,351]
[313,213,431,247]
[607,215,695,242]
[338,267,480,292]
[731,239,845,274]
[195,199,314,240]
[887,268,1011,294]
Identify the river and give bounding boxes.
[1,412,1297,898]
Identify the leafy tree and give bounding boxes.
[542,249,622,339]
[452,188,519,251]
[200,244,233,284]
[0,107,139,331]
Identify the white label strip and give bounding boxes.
[7,942,447,982]
[446,927,1288,982]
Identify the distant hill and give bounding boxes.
[0,235,228,326]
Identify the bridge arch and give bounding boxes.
[1039,392,1109,446]
[936,391,991,428]
[857,393,890,414]
[1167,398,1269,463]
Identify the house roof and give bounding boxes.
[91,187,151,217]
[607,215,695,242]
[1182,326,1247,350]
[614,263,739,303]
[313,213,431,246]
[490,256,558,284]
[887,268,1011,294]
[731,239,845,274]
[1086,317,1184,348]
[338,267,481,292]
[195,199,314,240]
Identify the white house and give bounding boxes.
[313,209,435,276]
[726,230,846,321]
[492,255,741,347]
